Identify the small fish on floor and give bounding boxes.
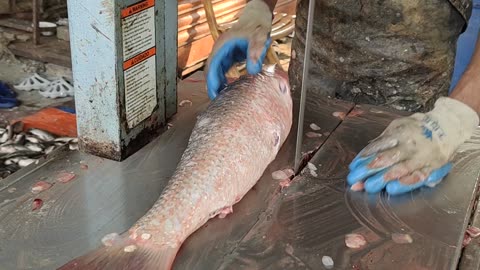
[0,121,79,180]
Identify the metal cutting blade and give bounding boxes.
[294,0,316,172]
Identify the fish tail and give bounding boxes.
[57,234,181,270]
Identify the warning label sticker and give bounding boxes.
[121,0,155,60]
[123,50,157,128]
[121,0,157,129]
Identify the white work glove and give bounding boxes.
[205,0,273,100]
[348,97,479,195]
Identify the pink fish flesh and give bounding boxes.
[57,66,293,270]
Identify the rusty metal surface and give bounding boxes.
[218,105,480,270]
[32,0,39,45]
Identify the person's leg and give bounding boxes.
[289,0,469,112]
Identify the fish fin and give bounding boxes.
[263,63,277,74]
[57,234,181,270]
[217,205,233,219]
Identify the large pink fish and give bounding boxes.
[58,65,293,270]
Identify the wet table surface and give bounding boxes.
[1,77,480,270]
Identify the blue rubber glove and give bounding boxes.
[348,153,452,195]
[347,97,479,195]
[205,0,274,100]
[206,37,271,100]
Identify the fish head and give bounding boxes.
[260,64,292,111]
[263,64,289,83]
[256,64,293,143]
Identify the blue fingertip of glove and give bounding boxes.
[384,163,453,195]
[346,156,384,185]
[363,169,389,193]
[421,162,453,190]
[385,180,425,195]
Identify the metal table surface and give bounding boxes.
[0,77,479,269]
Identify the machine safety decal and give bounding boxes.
[121,0,157,129]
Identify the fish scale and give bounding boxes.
[57,66,293,270]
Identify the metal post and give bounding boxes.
[67,0,178,161]
[9,0,16,13]
[32,0,39,45]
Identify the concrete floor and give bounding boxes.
[0,58,74,124]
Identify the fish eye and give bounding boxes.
[279,81,287,94]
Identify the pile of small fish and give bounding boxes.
[0,122,78,179]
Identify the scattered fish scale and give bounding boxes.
[305,131,322,138]
[391,233,413,244]
[272,170,289,180]
[466,226,480,238]
[0,123,79,180]
[322,256,334,269]
[57,172,76,183]
[179,99,192,107]
[102,233,121,247]
[31,181,53,194]
[345,233,367,249]
[463,233,472,247]
[309,123,321,131]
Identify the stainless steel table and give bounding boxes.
[0,76,479,270]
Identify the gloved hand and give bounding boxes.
[348,97,479,195]
[205,0,273,100]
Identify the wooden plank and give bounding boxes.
[218,104,480,270]
[8,37,71,68]
[0,18,33,32]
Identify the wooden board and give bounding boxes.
[0,18,33,32]
[8,36,71,68]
